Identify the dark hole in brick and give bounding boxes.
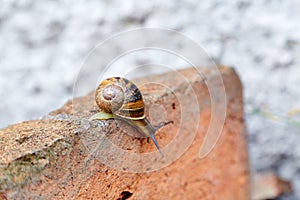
[117,191,133,200]
[172,103,176,109]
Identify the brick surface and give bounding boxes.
[0,67,250,199]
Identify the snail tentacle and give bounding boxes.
[130,118,164,157]
[155,120,174,130]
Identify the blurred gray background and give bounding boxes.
[1,0,300,199]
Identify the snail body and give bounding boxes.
[89,77,168,157]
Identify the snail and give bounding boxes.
[89,77,172,157]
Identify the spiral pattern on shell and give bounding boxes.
[95,77,145,120]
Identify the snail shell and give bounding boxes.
[91,77,168,157]
[95,77,145,120]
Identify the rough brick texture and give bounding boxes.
[0,67,250,199]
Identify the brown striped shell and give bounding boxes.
[95,77,145,120]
